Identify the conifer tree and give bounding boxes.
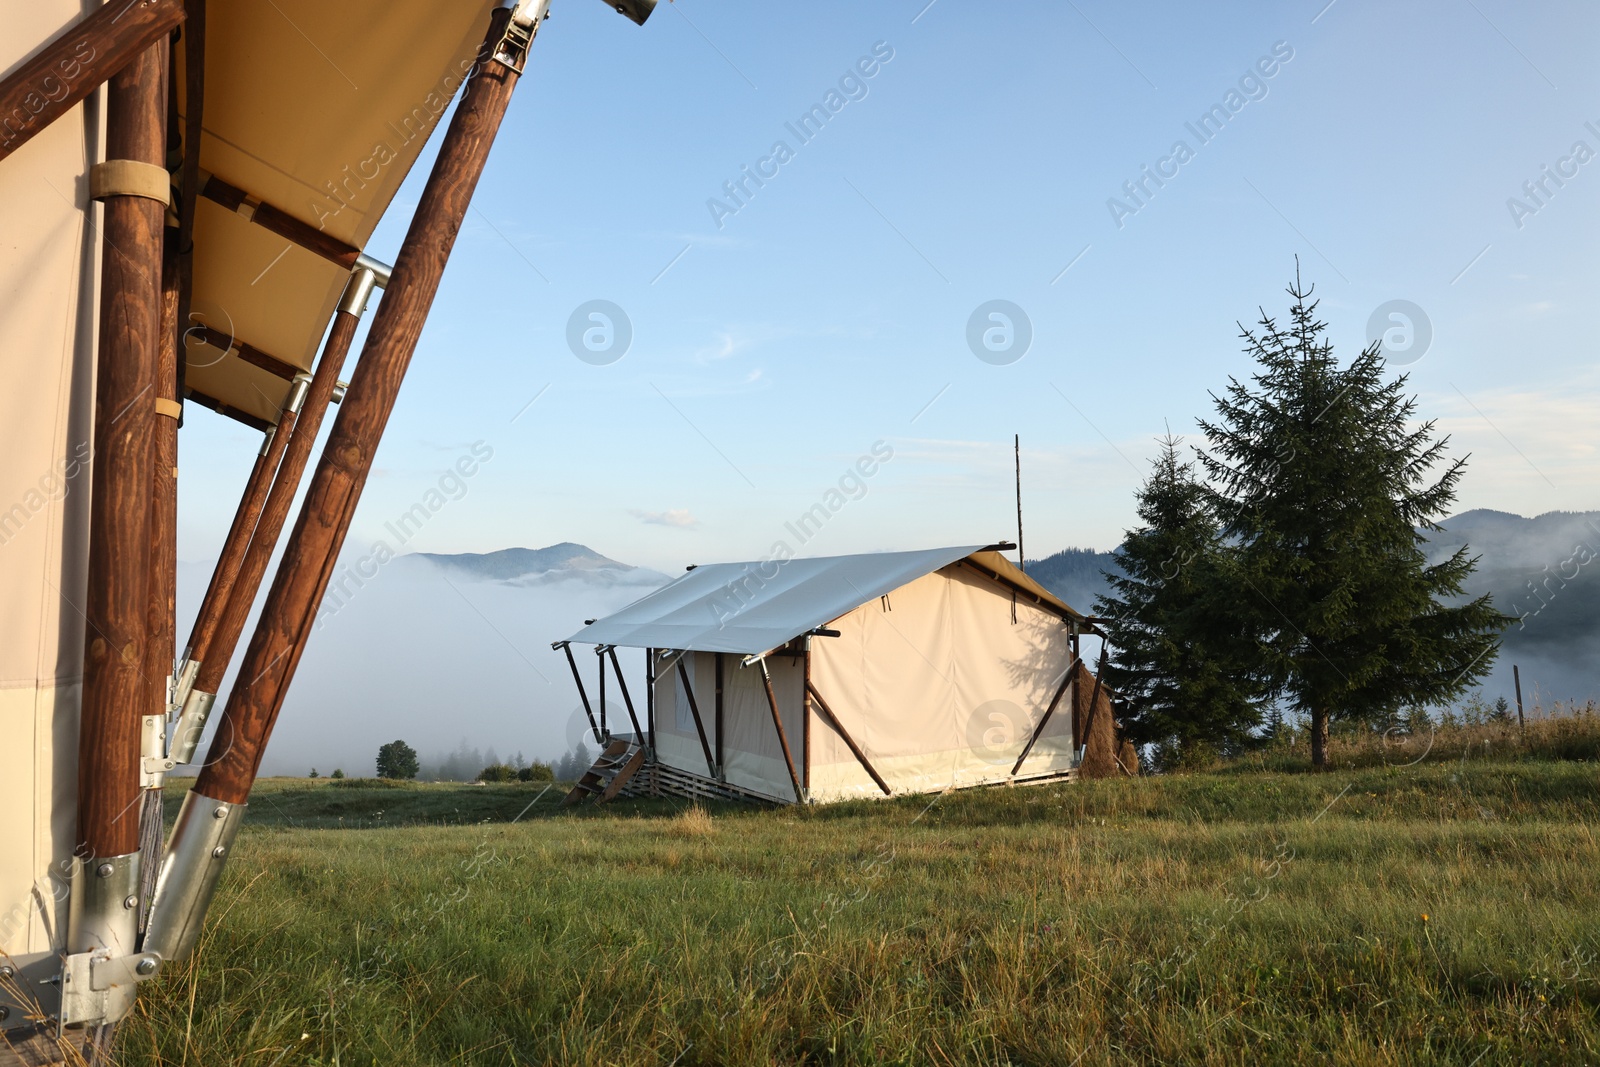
[1095,436,1262,764]
[1196,271,1505,769]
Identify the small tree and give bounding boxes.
[519,762,555,783]
[331,768,345,779]
[375,739,420,780]
[477,763,516,782]
[1197,270,1506,769]
[1095,435,1262,764]
[308,768,319,778]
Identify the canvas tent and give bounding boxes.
[560,546,1116,804]
[2,0,653,1055]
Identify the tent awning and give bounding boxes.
[566,545,1084,655]
[179,0,495,426]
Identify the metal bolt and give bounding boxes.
[123,894,138,910]
[96,862,114,878]
[0,964,14,978]
[213,805,229,820]
[211,846,226,858]
[135,957,158,976]
[0,1006,9,1022]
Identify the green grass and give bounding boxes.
[113,760,1600,1066]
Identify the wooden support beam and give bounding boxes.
[645,648,655,751]
[1080,647,1108,755]
[189,323,301,381]
[198,171,361,270]
[1010,658,1078,777]
[758,659,804,804]
[597,644,607,737]
[806,681,890,796]
[606,645,643,739]
[0,0,185,163]
[78,32,167,861]
[676,656,716,777]
[181,386,272,432]
[188,310,356,700]
[193,8,525,805]
[802,642,811,792]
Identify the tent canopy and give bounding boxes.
[567,545,1083,656]
[179,0,495,427]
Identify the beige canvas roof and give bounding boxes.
[178,0,495,426]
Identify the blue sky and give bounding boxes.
[178,0,1600,576]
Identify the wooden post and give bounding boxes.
[807,681,890,796]
[802,641,811,793]
[597,645,607,740]
[1011,659,1078,776]
[606,645,643,740]
[1513,664,1525,729]
[1014,433,1025,571]
[645,647,655,751]
[758,659,803,803]
[0,0,184,163]
[187,308,360,700]
[193,7,525,805]
[77,32,168,861]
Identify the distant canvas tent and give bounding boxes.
[559,545,1126,805]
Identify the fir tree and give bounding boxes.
[1095,435,1262,763]
[1196,270,1506,769]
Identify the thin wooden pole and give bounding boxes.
[758,659,803,803]
[1011,659,1078,776]
[645,647,655,751]
[802,641,811,793]
[187,309,358,700]
[0,0,184,163]
[194,8,524,804]
[1014,433,1024,572]
[1513,664,1525,729]
[597,645,608,739]
[806,681,890,796]
[606,646,643,739]
[560,642,599,741]
[78,33,168,861]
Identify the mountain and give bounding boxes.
[406,542,670,587]
[1024,547,1121,615]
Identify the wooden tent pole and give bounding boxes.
[758,659,804,803]
[606,645,643,740]
[714,652,724,779]
[558,641,600,741]
[806,681,890,796]
[189,7,524,806]
[68,34,167,1027]
[0,0,184,163]
[76,33,167,866]
[645,648,655,751]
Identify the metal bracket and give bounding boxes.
[493,0,551,74]
[142,795,247,963]
[60,852,141,1029]
[140,714,175,789]
[169,688,217,766]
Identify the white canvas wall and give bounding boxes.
[807,564,1076,801]
[650,650,805,803]
[0,0,103,960]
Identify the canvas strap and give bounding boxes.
[155,398,182,419]
[88,160,171,205]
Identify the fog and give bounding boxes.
[175,548,667,779]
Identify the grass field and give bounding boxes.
[112,725,1599,1066]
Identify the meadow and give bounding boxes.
[112,712,1600,1066]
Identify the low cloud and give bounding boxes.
[631,508,700,529]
